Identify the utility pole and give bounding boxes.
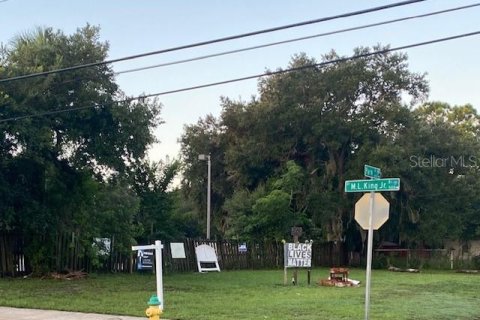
[198,154,211,239]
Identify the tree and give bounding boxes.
[353,101,480,248]
[224,161,308,240]
[94,181,141,254]
[216,48,427,242]
[182,47,480,254]
[0,25,162,272]
[129,159,182,242]
[401,102,480,246]
[180,114,233,237]
[1,25,161,175]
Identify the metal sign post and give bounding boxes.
[291,227,302,285]
[132,240,164,310]
[364,191,375,320]
[345,165,400,320]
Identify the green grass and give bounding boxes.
[0,269,479,319]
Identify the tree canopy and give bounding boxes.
[180,47,480,250]
[1,25,479,273]
[0,25,181,273]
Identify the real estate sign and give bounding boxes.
[137,249,154,270]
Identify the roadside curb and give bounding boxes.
[0,307,146,320]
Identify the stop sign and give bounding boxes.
[355,193,390,230]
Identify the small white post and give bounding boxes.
[207,155,211,240]
[450,249,454,270]
[198,154,212,240]
[155,240,164,310]
[364,191,375,320]
[282,241,287,285]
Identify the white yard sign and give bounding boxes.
[284,242,312,268]
[195,244,221,272]
[170,242,186,259]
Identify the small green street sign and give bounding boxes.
[345,178,400,192]
[364,165,381,179]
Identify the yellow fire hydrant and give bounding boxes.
[145,295,163,320]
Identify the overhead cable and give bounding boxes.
[1,30,478,123]
[115,3,480,76]
[0,0,425,83]
[124,31,480,97]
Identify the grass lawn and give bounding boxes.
[0,268,479,319]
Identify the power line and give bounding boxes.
[0,0,425,84]
[12,3,475,88]
[1,30,479,124]
[128,31,480,97]
[115,3,480,76]
[0,105,101,122]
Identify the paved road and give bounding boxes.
[0,307,146,320]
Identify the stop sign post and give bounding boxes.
[345,165,400,320]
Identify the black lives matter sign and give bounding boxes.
[284,243,312,268]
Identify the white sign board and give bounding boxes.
[284,242,312,268]
[238,243,247,253]
[195,244,220,272]
[170,243,186,259]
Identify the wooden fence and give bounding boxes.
[162,240,346,272]
[0,233,24,277]
[0,233,347,277]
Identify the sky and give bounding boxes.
[1,0,480,163]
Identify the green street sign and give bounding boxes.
[364,165,381,179]
[345,178,400,192]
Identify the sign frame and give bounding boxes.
[132,241,164,310]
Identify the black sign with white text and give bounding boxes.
[137,249,154,270]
